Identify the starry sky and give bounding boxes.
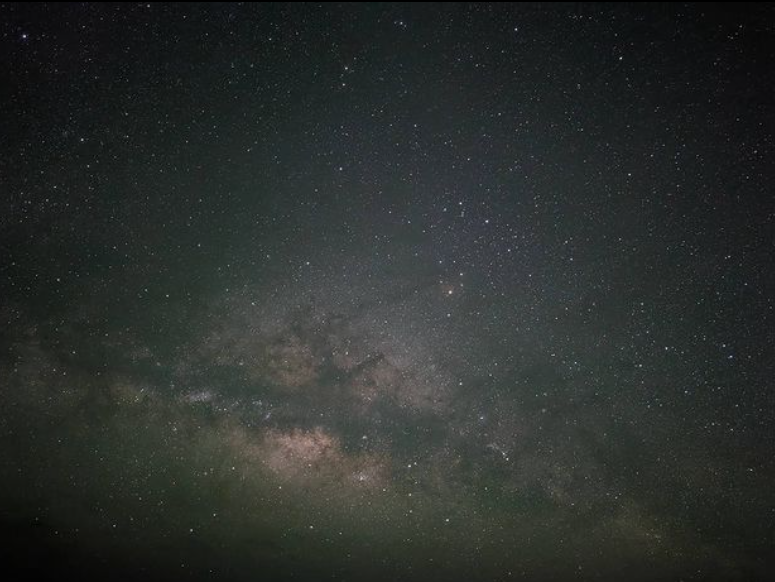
[1,3,774,581]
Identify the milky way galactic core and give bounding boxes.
[1,3,774,582]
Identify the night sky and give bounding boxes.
[1,3,774,581]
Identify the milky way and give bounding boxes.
[1,3,774,582]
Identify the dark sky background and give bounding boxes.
[1,3,774,581]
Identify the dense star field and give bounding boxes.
[1,3,774,581]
